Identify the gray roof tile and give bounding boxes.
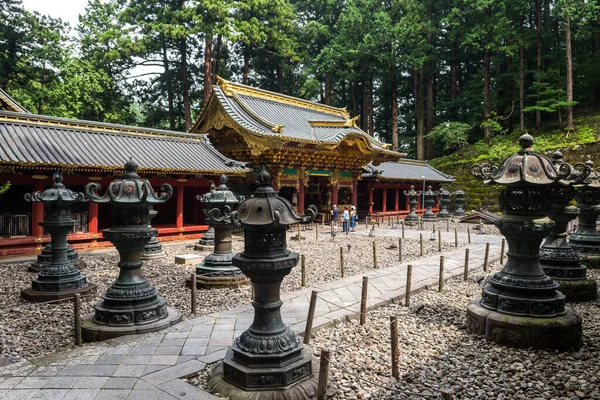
[363,160,454,182]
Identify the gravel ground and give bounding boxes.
[0,224,463,366]
[306,264,600,400]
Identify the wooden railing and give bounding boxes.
[0,214,31,237]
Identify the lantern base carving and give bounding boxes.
[21,283,96,303]
[29,243,79,272]
[466,299,582,351]
[81,306,181,342]
[187,264,248,288]
[208,346,335,399]
[195,227,215,251]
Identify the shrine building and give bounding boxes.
[0,79,453,256]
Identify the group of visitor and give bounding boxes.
[330,205,357,233]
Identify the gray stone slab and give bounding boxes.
[72,377,109,390]
[198,348,227,365]
[157,379,218,400]
[148,356,179,366]
[141,361,205,386]
[2,389,39,399]
[14,378,49,390]
[83,365,118,377]
[62,389,99,400]
[103,378,137,390]
[31,389,68,400]
[112,365,146,378]
[153,347,182,356]
[92,389,130,399]
[42,377,76,389]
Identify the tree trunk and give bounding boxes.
[483,48,492,144]
[324,75,332,105]
[450,44,458,101]
[520,18,525,131]
[203,36,213,107]
[162,37,175,130]
[414,68,425,160]
[565,14,573,131]
[214,34,222,79]
[242,48,249,85]
[391,70,398,152]
[536,0,542,130]
[182,39,191,131]
[426,60,435,159]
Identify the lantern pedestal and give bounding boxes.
[437,188,451,219]
[29,243,79,272]
[569,188,600,268]
[454,190,466,217]
[467,300,582,350]
[422,186,438,221]
[403,186,420,223]
[141,236,165,260]
[195,227,215,251]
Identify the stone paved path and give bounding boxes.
[0,228,503,400]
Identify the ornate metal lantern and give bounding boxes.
[454,189,466,216]
[195,183,217,251]
[82,158,181,341]
[422,185,438,220]
[540,153,597,302]
[193,175,246,288]
[569,160,600,269]
[403,185,421,223]
[22,172,96,302]
[467,134,582,350]
[208,168,326,399]
[437,187,451,219]
[141,207,165,260]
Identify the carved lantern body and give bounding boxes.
[82,158,181,342]
[569,161,600,269]
[208,168,328,400]
[467,134,582,351]
[22,172,96,302]
[403,185,421,222]
[193,175,246,288]
[540,155,597,302]
[29,243,79,273]
[437,187,451,219]
[454,189,466,216]
[422,186,438,220]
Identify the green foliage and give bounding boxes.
[0,182,10,197]
[425,122,471,152]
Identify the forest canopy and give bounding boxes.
[2,0,598,159]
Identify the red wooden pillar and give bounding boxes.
[368,186,374,214]
[31,178,44,238]
[351,179,358,207]
[382,187,387,213]
[89,202,98,234]
[331,183,338,206]
[394,188,399,212]
[298,178,305,214]
[176,182,184,229]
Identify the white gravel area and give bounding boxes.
[0,226,460,366]
[308,264,600,400]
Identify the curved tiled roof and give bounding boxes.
[0,89,29,113]
[0,110,246,175]
[193,78,403,159]
[363,160,454,183]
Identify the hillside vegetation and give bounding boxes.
[429,115,600,211]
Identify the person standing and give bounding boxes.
[350,205,357,232]
[331,205,339,233]
[342,206,350,233]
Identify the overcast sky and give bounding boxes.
[21,0,90,27]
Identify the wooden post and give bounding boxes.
[191,274,197,314]
[401,221,405,238]
[438,256,445,292]
[360,276,368,325]
[446,219,450,232]
[420,234,424,256]
[484,243,490,272]
[390,316,399,380]
[405,265,413,307]
[74,293,82,346]
[304,291,318,345]
[500,239,506,265]
[398,238,403,262]
[372,241,377,269]
[316,223,319,241]
[440,389,456,400]
[301,254,306,287]
[467,227,471,243]
[340,247,344,278]
[463,249,470,281]
[454,228,458,247]
[317,349,331,400]
[297,223,301,240]
[438,230,442,252]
